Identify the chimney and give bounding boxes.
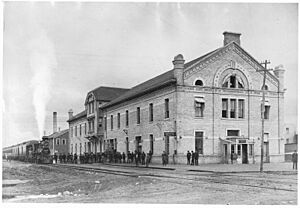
[274,65,285,91]
[68,109,73,119]
[223,31,241,46]
[53,112,57,133]
[173,54,185,85]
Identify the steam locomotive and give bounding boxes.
[3,139,52,164]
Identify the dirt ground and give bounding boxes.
[2,161,298,204]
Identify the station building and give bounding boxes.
[67,87,129,155]
[101,32,285,164]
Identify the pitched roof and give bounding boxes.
[101,41,279,109]
[67,110,87,123]
[102,69,176,108]
[102,48,221,109]
[87,86,130,102]
[43,129,69,139]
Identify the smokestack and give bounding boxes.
[53,112,57,133]
[223,31,241,46]
[68,109,73,119]
[43,130,46,136]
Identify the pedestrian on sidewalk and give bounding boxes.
[162,151,167,166]
[187,151,191,165]
[141,151,146,165]
[191,151,195,165]
[122,152,126,163]
[292,150,298,170]
[195,151,199,165]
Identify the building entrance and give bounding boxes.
[242,144,248,164]
[135,136,142,153]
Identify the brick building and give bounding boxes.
[67,87,129,155]
[101,32,285,164]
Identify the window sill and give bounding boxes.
[221,118,246,121]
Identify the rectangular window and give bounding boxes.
[264,106,270,119]
[85,123,87,135]
[165,98,169,119]
[92,102,94,113]
[70,127,73,138]
[126,137,129,154]
[230,99,236,118]
[237,144,241,156]
[62,139,66,145]
[137,107,140,124]
[75,126,77,137]
[149,103,153,122]
[56,138,60,145]
[238,99,244,118]
[149,134,154,154]
[195,131,203,154]
[195,97,205,117]
[117,113,120,129]
[222,99,228,118]
[126,110,129,127]
[79,124,82,136]
[227,130,239,137]
[104,117,107,130]
[111,115,113,130]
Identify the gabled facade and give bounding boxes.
[101,32,285,164]
[67,87,129,155]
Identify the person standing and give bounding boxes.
[292,150,298,170]
[195,151,199,165]
[187,151,191,165]
[141,151,146,165]
[191,151,195,165]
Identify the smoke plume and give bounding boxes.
[29,29,57,139]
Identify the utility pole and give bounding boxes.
[258,60,271,172]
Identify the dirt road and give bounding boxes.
[2,161,297,204]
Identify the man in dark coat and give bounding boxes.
[292,150,298,170]
[141,151,146,165]
[194,151,199,165]
[187,151,191,165]
[191,151,195,165]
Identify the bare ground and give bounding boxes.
[2,161,298,204]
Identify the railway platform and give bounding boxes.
[58,161,297,174]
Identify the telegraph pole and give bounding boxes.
[258,60,271,172]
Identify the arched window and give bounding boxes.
[261,85,268,90]
[195,79,204,86]
[222,75,244,89]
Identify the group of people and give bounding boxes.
[186,150,199,165]
[53,149,153,166]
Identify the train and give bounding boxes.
[3,139,52,164]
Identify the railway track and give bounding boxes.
[52,163,297,193]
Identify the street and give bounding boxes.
[2,160,297,204]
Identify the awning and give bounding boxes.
[219,138,232,143]
[195,97,205,103]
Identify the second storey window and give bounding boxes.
[195,97,205,117]
[126,110,129,127]
[75,126,77,137]
[137,107,140,124]
[165,98,169,119]
[238,99,245,119]
[104,117,107,130]
[117,113,120,129]
[149,103,153,122]
[84,123,87,135]
[222,99,228,118]
[111,115,113,130]
[263,102,271,119]
[70,127,73,138]
[79,124,82,136]
[230,99,236,118]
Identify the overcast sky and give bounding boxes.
[3,2,298,147]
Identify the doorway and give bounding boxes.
[263,142,270,163]
[135,136,142,153]
[242,144,248,164]
[223,144,228,163]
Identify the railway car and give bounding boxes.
[3,140,51,164]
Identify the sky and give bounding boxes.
[2,2,298,147]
